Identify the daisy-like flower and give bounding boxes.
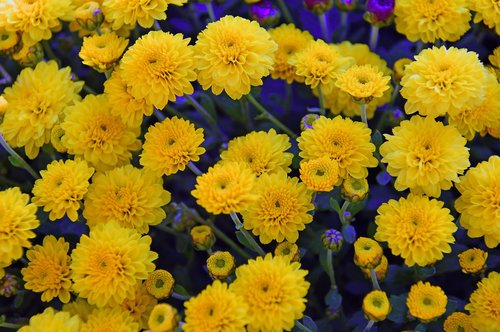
[206,251,236,280]
[191,162,257,215]
[194,15,277,100]
[274,241,301,262]
[19,308,80,332]
[148,304,179,332]
[297,116,378,180]
[70,222,158,307]
[362,290,391,322]
[79,32,128,73]
[268,24,313,83]
[83,165,171,234]
[394,0,471,43]
[400,46,487,118]
[61,94,141,172]
[335,64,391,103]
[465,272,500,332]
[80,307,139,332]
[0,61,82,159]
[140,116,205,176]
[21,235,72,303]
[145,269,175,299]
[458,248,488,274]
[375,194,456,266]
[299,156,339,192]
[63,298,96,323]
[353,237,383,269]
[380,116,470,197]
[443,312,476,332]
[32,159,94,222]
[242,171,314,244]
[183,280,248,332]
[220,129,293,176]
[455,156,500,248]
[407,281,447,322]
[230,254,309,332]
[469,0,500,35]
[120,31,196,109]
[120,283,157,330]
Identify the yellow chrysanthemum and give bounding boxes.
[148,303,179,332]
[465,272,500,332]
[334,41,392,76]
[70,222,157,307]
[207,251,236,280]
[375,193,456,266]
[400,46,487,118]
[362,290,391,322]
[362,255,389,282]
[50,124,67,153]
[268,24,313,83]
[61,94,141,172]
[32,159,94,222]
[230,254,309,332]
[190,225,216,251]
[353,237,383,269]
[120,31,196,109]
[299,156,339,192]
[443,312,476,332]
[490,46,500,69]
[380,116,470,197]
[21,235,71,303]
[297,116,378,180]
[458,248,488,274]
[80,307,139,332]
[145,269,175,299]
[274,241,301,262]
[242,171,313,244]
[121,283,157,330]
[0,61,82,159]
[183,280,248,332]
[79,32,128,72]
[341,176,369,202]
[19,308,80,332]
[63,298,96,323]
[220,129,293,176]
[455,156,500,248]
[470,0,500,35]
[140,116,205,176]
[394,0,471,43]
[407,281,447,323]
[0,187,39,266]
[0,28,20,55]
[191,162,257,215]
[335,64,391,103]
[0,95,7,116]
[194,15,277,100]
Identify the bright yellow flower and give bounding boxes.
[299,156,339,192]
[145,269,175,299]
[79,32,128,72]
[19,308,80,332]
[490,46,500,69]
[335,64,391,103]
[353,237,383,269]
[334,41,392,76]
[362,290,391,322]
[341,176,369,202]
[470,0,500,35]
[50,124,67,153]
[207,251,235,280]
[148,303,179,332]
[63,298,96,323]
[190,225,216,251]
[0,29,20,55]
[465,272,500,332]
[407,281,447,323]
[362,255,389,282]
[80,307,139,332]
[443,312,476,332]
[274,241,301,262]
[458,248,488,274]
[120,283,157,330]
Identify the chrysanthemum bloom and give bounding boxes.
[465,272,500,331]
[469,0,500,35]
[207,251,236,280]
[140,116,205,176]
[407,281,447,323]
[61,94,141,172]
[362,290,391,321]
[380,116,470,197]
[83,165,171,234]
[191,162,257,215]
[490,46,500,70]
[62,298,96,323]
[193,15,277,100]
[362,255,389,282]
[21,235,71,303]
[148,303,179,332]
[242,171,313,244]
[274,241,301,262]
[341,176,369,202]
[400,46,487,118]
[297,116,378,180]
[0,187,39,267]
[120,31,196,109]
[230,254,309,332]
[455,156,500,248]
[394,0,471,43]
[220,129,293,176]
[70,222,157,307]
[443,312,476,332]
[353,237,383,269]
[50,125,67,153]
[32,159,94,222]
[335,64,390,104]
[190,225,216,251]
[299,157,339,192]
[0,61,82,159]
[11,42,44,67]
[0,29,20,55]
[104,66,153,127]
[79,32,128,73]
[120,283,157,330]
[80,307,139,332]
[458,248,488,275]
[145,269,175,299]
[268,24,313,83]
[183,280,248,332]
[18,308,80,332]
[73,1,103,31]
[375,193,456,266]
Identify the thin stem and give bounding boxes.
[153,20,162,31]
[0,134,40,179]
[360,103,368,126]
[340,12,349,41]
[229,212,266,256]
[295,320,313,332]
[82,84,97,95]
[339,201,350,226]
[187,161,202,176]
[319,13,331,42]
[370,269,381,290]
[276,0,295,25]
[318,85,326,115]
[155,223,179,236]
[362,320,375,332]
[326,249,337,290]
[206,247,214,255]
[154,107,165,121]
[42,41,59,63]
[0,323,21,329]
[0,64,12,85]
[246,94,296,138]
[172,292,190,301]
[415,40,424,53]
[386,84,400,112]
[184,94,226,140]
[369,25,379,50]
[164,105,186,119]
[240,99,252,131]
[205,1,216,22]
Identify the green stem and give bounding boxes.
[369,25,379,50]
[164,105,186,119]
[42,41,59,64]
[205,1,216,22]
[246,94,296,138]
[0,323,21,329]
[184,94,226,140]
[153,20,162,31]
[386,84,400,112]
[318,85,326,115]
[370,269,381,290]
[319,13,331,42]
[362,320,375,332]
[326,249,337,290]
[154,107,165,121]
[284,83,292,118]
[206,247,214,255]
[187,161,202,176]
[155,223,179,236]
[82,84,97,95]
[339,11,349,41]
[171,292,190,301]
[229,212,266,256]
[339,201,350,226]
[360,103,368,126]
[295,320,313,332]
[0,134,40,179]
[276,0,295,25]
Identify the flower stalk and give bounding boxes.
[0,134,40,179]
[230,211,266,256]
[246,94,296,138]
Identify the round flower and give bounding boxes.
[0,187,39,266]
[80,307,138,332]
[183,280,248,332]
[242,171,314,244]
[145,269,175,299]
[297,116,378,180]
[193,15,277,100]
[443,312,476,332]
[470,0,500,35]
[455,156,500,248]
[366,0,395,23]
[322,229,344,252]
[400,46,487,118]
[341,176,369,202]
[230,254,309,332]
[83,165,171,234]
[61,94,141,172]
[375,193,456,266]
[0,28,20,55]
[21,235,71,303]
[465,272,500,332]
[394,0,471,43]
[19,308,80,332]
[140,116,205,176]
[407,281,447,323]
[0,61,82,159]
[220,129,293,177]
[268,24,313,83]
[393,58,412,84]
[353,237,383,269]
[274,241,301,262]
[120,283,157,330]
[458,248,488,274]
[490,46,500,70]
[335,64,391,103]
[207,251,236,280]
[79,32,128,73]
[50,124,67,153]
[299,157,340,192]
[362,255,389,282]
[63,298,96,323]
[70,222,158,307]
[148,303,179,332]
[380,116,470,197]
[191,162,257,215]
[190,225,216,251]
[120,31,196,109]
[362,290,391,322]
[32,159,94,222]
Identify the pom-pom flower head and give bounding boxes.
[465,271,500,331]
[468,0,500,35]
[80,307,138,332]
[335,64,391,103]
[407,281,447,322]
[299,156,339,192]
[18,308,81,332]
[120,283,157,330]
[443,312,475,332]
[79,32,128,73]
[148,303,179,332]
[353,237,383,269]
[207,251,236,280]
[458,248,488,274]
[145,269,175,299]
[362,290,391,322]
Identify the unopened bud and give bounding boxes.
[190,225,216,251]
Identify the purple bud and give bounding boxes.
[249,1,280,27]
[366,0,394,22]
[334,0,357,11]
[322,229,344,252]
[303,0,333,15]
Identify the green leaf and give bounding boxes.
[387,294,408,324]
[14,291,24,309]
[235,231,257,253]
[8,156,24,168]
[371,130,383,148]
[173,284,190,297]
[198,94,217,120]
[329,197,341,213]
[415,323,426,332]
[324,289,342,310]
[414,265,436,280]
[302,316,319,332]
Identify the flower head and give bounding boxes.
[19,308,80,332]
[341,176,369,202]
[145,269,175,299]
[459,248,488,275]
[274,241,301,262]
[366,0,395,23]
[80,307,139,332]
[0,274,18,297]
[299,157,339,192]
[207,251,236,280]
[322,229,344,252]
[353,237,383,269]
[362,290,391,321]
[148,304,179,332]
[335,64,390,103]
[407,282,447,322]
[190,225,216,251]
[62,298,96,323]
[443,312,476,332]
[120,283,157,330]
[465,272,500,332]
[79,32,128,72]
[469,0,500,35]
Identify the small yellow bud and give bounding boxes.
[190,225,216,251]
[206,251,236,280]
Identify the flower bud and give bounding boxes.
[341,176,369,202]
[303,0,333,15]
[12,43,44,67]
[362,290,391,322]
[249,1,281,28]
[354,237,383,269]
[0,274,18,298]
[206,251,235,280]
[75,2,104,31]
[145,269,175,299]
[50,124,67,153]
[0,30,21,56]
[334,0,357,11]
[362,255,389,282]
[322,229,344,252]
[275,241,301,262]
[364,0,395,26]
[148,303,180,332]
[458,248,488,275]
[190,225,216,251]
[300,114,320,131]
[393,58,412,84]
